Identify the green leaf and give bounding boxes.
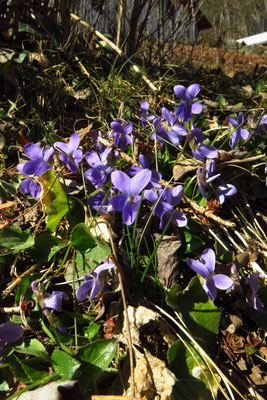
[0,226,34,250]
[71,223,96,252]
[0,380,9,393]
[30,232,69,263]
[77,339,117,388]
[9,354,29,383]
[184,232,204,253]
[12,52,28,64]
[18,22,42,38]
[71,223,111,269]
[9,354,49,384]
[99,40,114,52]
[52,350,81,380]
[166,277,220,354]
[76,240,111,270]
[14,339,50,362]
[66,201,85,229]
[38,170,71,232]
[0,179,19,196]
[83,322,101,340]
[215,95,226,107]
[168,340,214,400]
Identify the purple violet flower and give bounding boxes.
[31,281,67,313]
[0,321,24,361]
[110,169,152,225]
[246,273,264,312]
[189,128,218,162]
[150,117,169,145]
[110,119,133,151]
[17,143,54,177]
[127,154,162,189]
[215,183,237,204]
[19,178,41,198]
[44,291,68,312]
[87,191,109,215]
[186,248,234,300]
[144,186,187,229]
[141,101,155,127]
[76,262,115,301]
[54,133,83,173]
[227,113,250,148]
[196,160,221,198]
[84,148,113,188]
[161,107,188,146]
[174,84,203,122]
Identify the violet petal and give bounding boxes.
[0,321,24,343]
[186,258,209,278]
[201,248,216,274]
[76,279,94,302]
[213,274,234,290]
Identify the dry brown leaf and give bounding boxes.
[173,159,199,181]
[113,306,177,399]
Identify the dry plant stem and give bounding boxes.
[69,12,157,92]
[183,195,235,227]
[0,306,20,313]
[0,201,16,210]
[203,98,247,113]
[108,226,135,399]
[4,264,38,296]
[75,55,90,78]
[217,154,265,167]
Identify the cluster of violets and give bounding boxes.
[6,82,264,348]
[17,83,267,218]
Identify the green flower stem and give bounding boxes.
[6,374,60,400]
[176,133,189,164]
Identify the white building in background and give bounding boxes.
[236,32,267,46]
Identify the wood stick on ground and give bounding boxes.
[183,195,235,227]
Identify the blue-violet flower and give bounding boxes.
[174,83,203,122]
[186,248,234,300]
[17,143,54,177]
[227,113,249,148]
[54,133,83,173]
[110,119,133,151]
[0,321,24,361]
[76,262,115,301]
[110,169,151,225]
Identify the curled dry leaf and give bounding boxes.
[120,347,176,400]
[173,159,199,181]
[113,306,177,399]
